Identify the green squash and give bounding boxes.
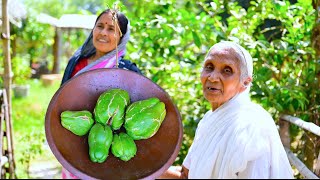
[111,132,137,161]
[94,88,130,130]
[124,97,166,140]
[60,110,94,136]
[88,123,113,163]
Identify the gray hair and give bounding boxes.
[205,41,253,83]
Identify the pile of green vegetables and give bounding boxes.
[60,88,166,163]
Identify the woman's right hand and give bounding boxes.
[158,165,189,179]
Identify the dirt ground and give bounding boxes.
[28,142,62,179]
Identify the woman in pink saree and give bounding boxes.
[60,8,141,86]
[59,8,141,179]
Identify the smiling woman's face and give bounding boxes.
[200,47,246,111]
[92,12,121,58]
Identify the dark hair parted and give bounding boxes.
[94,9,128,36]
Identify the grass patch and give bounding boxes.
[11,78,61,178]
[12,79,59,134]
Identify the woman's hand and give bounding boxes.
[157,165,189,179]
[181,166,189,179]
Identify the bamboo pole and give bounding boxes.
[1,0,11,120]
[2,89,15,178]
[0,90,4,176]
[2,0,15,178]
[316,152,320,176]
[281,114,320,177]
[280,115,320,137]
[1,0,11,125]
[285,147,319,179]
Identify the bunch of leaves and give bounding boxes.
[125,0,319,168]
[11,55,32,85]
[126,0,218,146]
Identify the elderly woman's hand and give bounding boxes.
[157,165,189,179]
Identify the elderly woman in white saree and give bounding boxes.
[159,41,293,179]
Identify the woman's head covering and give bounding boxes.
[72,9,130,76]
[183,41,293,179]
[79,9,130,59]
[205,41,253,94]
[60,9,131,84]
[94,9,129,36]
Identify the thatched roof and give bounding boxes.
[37,13,96,29]
[0,0,27,27]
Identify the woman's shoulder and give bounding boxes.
[119,59,142,74]
[239,102,274,125]
[236,102,279,140]
[119,59,135,65]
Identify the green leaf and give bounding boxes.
[192,31,201,48]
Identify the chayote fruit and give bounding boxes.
[111,132,137,161]
[124,97,166,140]
[88,123,113,163]
[60,110,94,136]
[94,88,130,130]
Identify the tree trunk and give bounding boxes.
[303,132,317,171]
[279,117,290,148]
[52,27,62,74]
[310,0,320,175]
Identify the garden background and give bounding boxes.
[0,0,319,178]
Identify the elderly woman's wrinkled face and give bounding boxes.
[93,12,121,57]
[201,47,245,111]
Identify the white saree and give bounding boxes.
[183,91,293,179]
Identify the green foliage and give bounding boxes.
[126,2,217,152]
[12,79,59,134]
[17,132,45,178]
[12,0,319,177]
[10,12,55,73]
[125,0,319,168]
[11,56,32,85]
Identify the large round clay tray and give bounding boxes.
[45,68,183,179]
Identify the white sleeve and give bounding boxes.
[182,142,194,169]
[237,153,270,179]
[182,111,212,171]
